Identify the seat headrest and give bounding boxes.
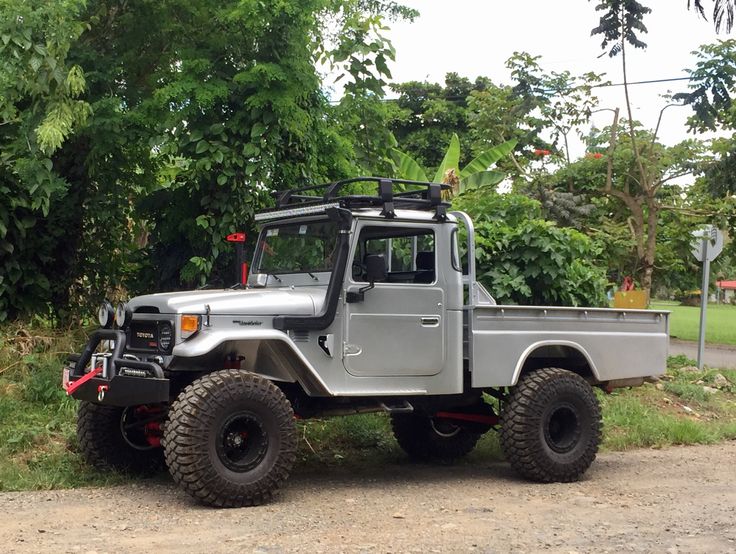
[416,251,434,270]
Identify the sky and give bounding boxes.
[379,0,728,159]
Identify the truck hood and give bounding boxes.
[128,287,327,316]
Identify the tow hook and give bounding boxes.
[97,384,109,402]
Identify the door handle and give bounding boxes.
[420,316,440,326]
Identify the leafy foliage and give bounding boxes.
[675,40,736,132]
[0,0,90,321]
[452,191,608,307]
[390,73,492,170]
[391,133,515,194]
[590,0,652,56]
[467,52,604,175]
[0,0,411,321]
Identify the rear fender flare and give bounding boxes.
[511,340,600,386]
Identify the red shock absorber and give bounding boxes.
[134,405,165,448]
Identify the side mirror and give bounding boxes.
[346,254,386,303]
[364,254,387,284]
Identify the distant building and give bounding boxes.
[716,280,736,303]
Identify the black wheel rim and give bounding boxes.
[543,403,580,453]
[120,406,158,451]
[216,411,269,472]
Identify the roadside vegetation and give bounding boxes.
[651,301,736,345]
[2,326,734,492]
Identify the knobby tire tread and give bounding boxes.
[500,367,602,483]
[76,401,163,474]
[163,369,297,508]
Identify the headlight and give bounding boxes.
[180,314,201,339]
[98,301,114,328]
[158,321,173,351]
[115,302,131,328]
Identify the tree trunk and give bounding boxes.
[640,197,659,299]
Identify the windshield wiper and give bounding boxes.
[299,266,318,281]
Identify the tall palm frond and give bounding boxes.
[690,0,735,32]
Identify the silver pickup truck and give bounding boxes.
[63,177,669,507]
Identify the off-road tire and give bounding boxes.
[76,401,164,474]
[500,367,602,483]
[163,370,297,508]
[391,413,482,461]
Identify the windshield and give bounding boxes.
[255,219,338,274]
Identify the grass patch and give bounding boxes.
[0,323,125,491]
[599,354,736,450]
[1,324,735,491]
[651,301,736,345]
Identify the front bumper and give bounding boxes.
[64,329,170,407]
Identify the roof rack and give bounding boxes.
[254,177,452,222]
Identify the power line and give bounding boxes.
[591,76,691,88]
[327,76,693,104]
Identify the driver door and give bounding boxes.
[343,223,446,377]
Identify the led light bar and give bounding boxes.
[254,202,339,222]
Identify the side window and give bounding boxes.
[352,226,435,284]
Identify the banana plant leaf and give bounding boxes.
[391,149,429,182]
[459,170,505,193]
[459,140,517,179]
[432,133,460,183]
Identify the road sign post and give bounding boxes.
[690,226,724,369]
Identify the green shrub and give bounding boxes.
[452,191,607,306]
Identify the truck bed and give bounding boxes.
[467,304,669,388]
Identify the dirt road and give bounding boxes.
[2,442,735,553]
[669,338,736,369]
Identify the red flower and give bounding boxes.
[586,152,604,159]
[534,149,551,157]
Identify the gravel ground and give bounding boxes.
[1,442,735,553]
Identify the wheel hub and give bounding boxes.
[543,403,581,453]
[216,412,269,472]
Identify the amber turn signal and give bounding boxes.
[180,314,201,337]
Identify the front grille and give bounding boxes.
[129,321,159,351]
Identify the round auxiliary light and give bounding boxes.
[115,302,132,329]
[158,322,173,351]
[98,301,114,329]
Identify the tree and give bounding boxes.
[551,126,707,292]
[588,0,705,296]
[390,73,492,170]
[467,52,605,182]
[390,134,606,307]
[0,0,90,321]
[0,0,415,322]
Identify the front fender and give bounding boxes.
[172,329,331,396]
